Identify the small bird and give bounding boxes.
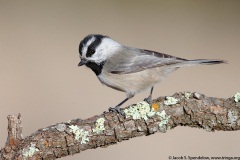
[78,34,225,113]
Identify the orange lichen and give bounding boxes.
[44,141,49,147]
[152,103,160,112]
[9,138,17,146]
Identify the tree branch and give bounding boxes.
[1,92,240,160]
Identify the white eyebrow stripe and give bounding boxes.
[82,36,96,57]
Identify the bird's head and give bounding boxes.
[78,34,121,66]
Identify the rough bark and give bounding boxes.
[1,92,240,160]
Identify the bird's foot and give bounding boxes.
[144,96,152,105]
[144,96,153,110]
[108,106,125,116]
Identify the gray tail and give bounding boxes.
[174,59,226,68]
[189,59,227,65]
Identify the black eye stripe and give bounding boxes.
[86,35,106,57]
[79,34,108,57]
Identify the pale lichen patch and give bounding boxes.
[55,123,66,132]
[124,101,156,120]
[211,120,216,126]
[234,92,240,103]
[227,110,238,126]
[69,125,89,144]
[156,110,170,132]
[184,92,192,99]
[92,117,105,134]
[164,96,178,105]
[22,143,39,159]
[123,102,171,132]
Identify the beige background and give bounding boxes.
[0,0,240,159]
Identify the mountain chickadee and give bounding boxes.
[78,34,225,113]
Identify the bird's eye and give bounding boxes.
[91,49,95,54]
[86,47,96,57]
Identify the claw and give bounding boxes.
[108,107,125,116]
[144,97,152,104]
[143,96,153,110]
[144,87,154,105]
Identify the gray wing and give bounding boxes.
[109,48,187,74]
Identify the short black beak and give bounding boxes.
[78,59,87,66]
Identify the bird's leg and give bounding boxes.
[108,97,129,115]
[144,87,154,106]
[108,92,134,115]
